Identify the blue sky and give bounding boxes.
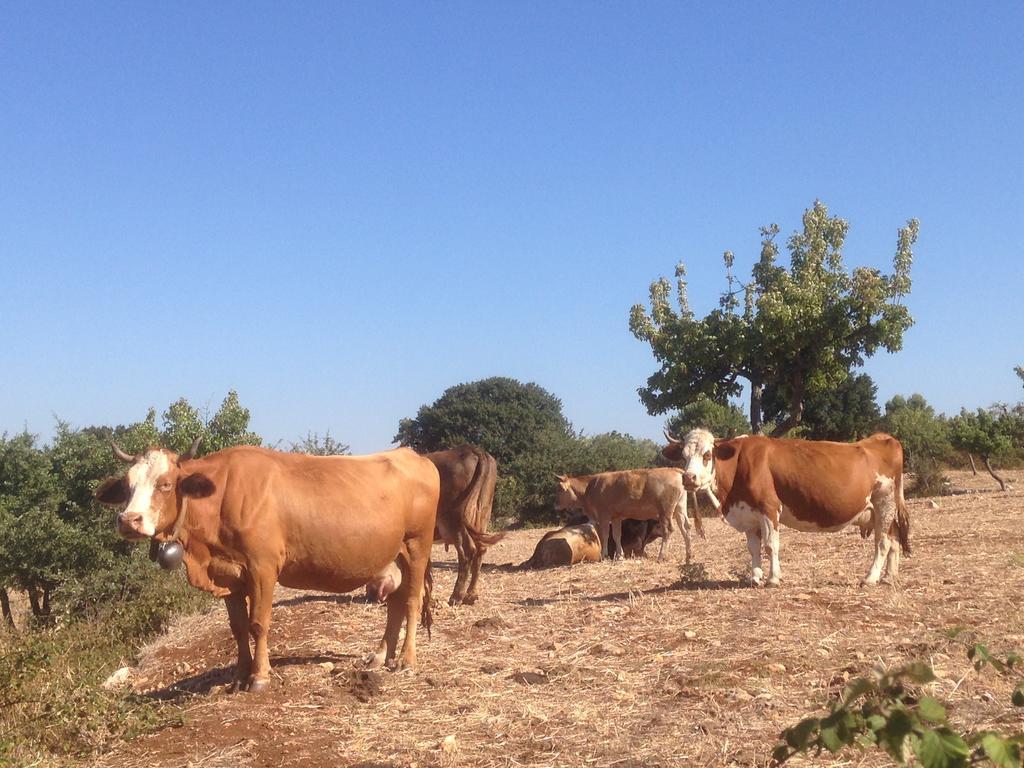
[2,2,1022,453]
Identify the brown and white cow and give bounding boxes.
[426,445,503,606]
[521,523,602,568]
[554,468,703,562]
[662,428,911,587]
[95,441,439,691]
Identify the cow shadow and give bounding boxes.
[275,592,364,608]
[145,652,357,700]
[513,563,743,608]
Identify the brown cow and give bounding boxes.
[554,469,701,562]
[95,441,439,691]
[426,445,503,606]
[521,523,602,568]
[662,428,910,587]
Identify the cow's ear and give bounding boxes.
[661,444,683,462]
[178,473,216,499]
[713,442,736,461]
[95,476,129,506]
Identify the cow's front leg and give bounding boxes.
[224,592,253,692]
[610,519,625,560]
[595,514,611,560]
[366,587,405,669]
[246,570,278,692]
[396,536,431,671]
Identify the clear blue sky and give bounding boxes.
[2,3,1022,453]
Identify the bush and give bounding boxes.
[0,551,209,763]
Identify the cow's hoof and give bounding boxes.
[462,593,479,606]
[448,595,463,607]
[767,577,781,587]
[860,578,880,588]
[364,652,386,670]
[391,656,416,673]
[247,676,271,693]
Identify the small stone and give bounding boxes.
[319,662,335,673]
[440,735,457,754]
[102,666,133,690]
[767,662,787,673]
[683,630,697,640]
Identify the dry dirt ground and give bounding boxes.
[93,471,1024,768]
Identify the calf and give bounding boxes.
[521,523,602,568]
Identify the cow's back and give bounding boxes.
[584,467,684,520]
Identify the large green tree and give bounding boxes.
[161,390,261,455]
[630,201,918,435]
[396,377,578,522]
[763,373,881,441]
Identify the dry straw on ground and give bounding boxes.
[93,471,1024,768]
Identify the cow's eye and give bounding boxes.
[702,452,711,465]
[158,482,173,493]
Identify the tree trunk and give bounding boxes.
[749,383,764,434]
[0,588,14,628]
[41,585,51,617]
[768,376,806,438]
[983,455,1007,492]
[27,583,42,617]
[968,454,978,475]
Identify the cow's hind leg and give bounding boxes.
[610,519,625,560]
[746,532,765,586]
[395,535,431,671]
[464,545,485,605]
[366,584,406,670]
[862,476,897,586]
[224,592,253,692]
[448,529,476,606]
[763,514,782,587]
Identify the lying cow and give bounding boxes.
[565,512,664,558]
[521,523,602,568]
[95,439,439,691]
[662,428,911,586]
[554,468,702,562]
[427,445,504,605]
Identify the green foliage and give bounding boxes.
[949,407,1017,461]
[1016,366,1023,389]
[773,645,1024,768]
[396,377,579,523]
[0,551,208,763]
[630,201,918,435]
[162,390,261,455]
[291,431,350,456]
[882,394,952,496]
[765,373,881,441]
[570,431,660,474]
[666,396,752,439]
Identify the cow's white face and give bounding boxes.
[675,428,717,492]
[118,450,176,538]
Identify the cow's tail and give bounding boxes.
[894,469,911,556]
[466,521,505,548]
[421,559,433,638]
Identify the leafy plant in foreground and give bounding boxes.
[772,645,1024,767]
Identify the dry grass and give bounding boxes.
[90,471,1024,768]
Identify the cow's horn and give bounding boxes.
[111,442,139,464]
[663,429,681,444]
[179,436,203,462]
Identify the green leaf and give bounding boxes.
[980,733,1022,768]
[902,661,938,684]
[867,714,887,731]
[918,696,947,723]
[914,728,970,768]
[878,707,915,758]
[841,676,875,704]
[820,724,844,753]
